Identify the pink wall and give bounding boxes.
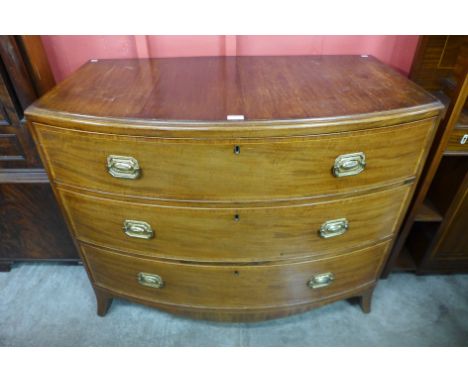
[42,35,420,83]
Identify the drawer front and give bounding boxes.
[82,241,388,309]
[34,119,434,201]
[62,185,410,262]
[446,128,468,154]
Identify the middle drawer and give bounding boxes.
[61,184,411,262]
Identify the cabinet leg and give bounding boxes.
[95,289,113,317]
[0,261,13,272]
[359,288,374,314]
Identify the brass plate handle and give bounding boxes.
[333,152,366,177]
[319,218,349,238]
[123,219,154,239]
[137,272,164,289]
[308,272,335,289]
[107,155,141,179]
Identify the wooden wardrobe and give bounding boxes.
[384,36,468,275]
[0,36,78,271]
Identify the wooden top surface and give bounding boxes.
[28,55,441,124]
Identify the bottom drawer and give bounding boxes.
[82,241,389,310]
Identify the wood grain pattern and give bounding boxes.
[383,38,467,275]
[61,184,410,263]
[25,56,443,319]
[0,37,41,168]
[0,35,77,269]
[0,60,21,126]
[0,134,24,161]
[0,58,26,168]
[33,119,435,202]
[410,36,468,91]
[16,36,56,96]
[29,56,439,122]
[0,183,78,262]
[0,36,36,111]
[82,241,388,320]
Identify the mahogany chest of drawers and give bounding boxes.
[25,56,443,321]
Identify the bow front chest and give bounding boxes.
[25,56,443,321]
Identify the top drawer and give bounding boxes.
[32,119,435,202]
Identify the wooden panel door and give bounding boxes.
[0,36,78,270]
[0,51,40,168]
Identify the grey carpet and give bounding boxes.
[0,262,467,346]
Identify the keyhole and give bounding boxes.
[234,214,240,222]
[234,145,240,155]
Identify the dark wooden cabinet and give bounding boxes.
[0,36,78,271]
[0,37,42,169]
[384,36,468,274]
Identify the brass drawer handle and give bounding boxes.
[319,218,349,238]
[137,272,164,289]
[308,272,335,289]
[123,219,154,239]
[107,155,141,179]
[333,152,366,177]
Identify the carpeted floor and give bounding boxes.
[0,262,467,346]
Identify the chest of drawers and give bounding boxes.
[25,56,443,321]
